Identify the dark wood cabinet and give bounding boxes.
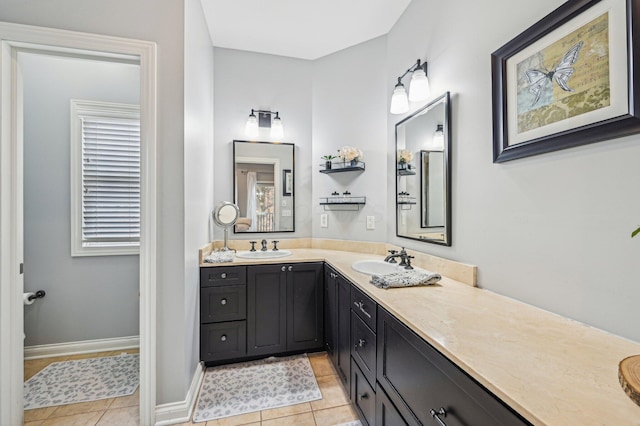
[376,307,529,426]
[247,264,287,356]
[351,358,375,426]
[247,262,324,356]
[200,266,247,363]
[324,265,352,388]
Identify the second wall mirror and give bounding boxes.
[233,140,295,233]
[395,92,451,246]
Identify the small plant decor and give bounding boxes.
[321,154,337,170]
[338,146,363,164]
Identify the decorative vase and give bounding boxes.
[350,159,358,167]
[325,161,332,170]
[398,161,407,170]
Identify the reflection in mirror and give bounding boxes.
[396,92,451,246]
[233,140,295,233]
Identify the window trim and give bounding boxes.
[70,99,140,257]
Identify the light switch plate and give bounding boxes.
[366,215,375,230]
[320,213,328,228]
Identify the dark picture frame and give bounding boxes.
[492,0,640,162]
[283,169,292,196]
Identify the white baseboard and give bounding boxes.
[155,362,205,426]
[24,335,139,360]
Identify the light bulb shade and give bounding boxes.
[409,68,430,102]
[432,125,445,151]
[245,114,259,138]
[271,116,284,139]
[390,84,409,114]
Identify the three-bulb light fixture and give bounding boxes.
[390,58,430,114]
[245,109,284,139]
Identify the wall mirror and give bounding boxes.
[395,92,451,246]
[233,140,295,233]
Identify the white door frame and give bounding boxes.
[0,22,157,425]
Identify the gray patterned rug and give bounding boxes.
[193,354,322,422]
[24,354,139,410]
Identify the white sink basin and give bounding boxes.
[352,259,401,275]
[235,249,292,259]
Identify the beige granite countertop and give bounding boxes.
[200,241,640,425]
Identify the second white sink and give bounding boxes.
[352,259,401,275]
[235,249,292,259]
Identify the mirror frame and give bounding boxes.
[395,91,452,246]
[232,140,296,234]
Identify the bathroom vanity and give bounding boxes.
[199,244,640,425]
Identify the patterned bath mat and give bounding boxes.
[193,353,322,422]
[24,353,139,410]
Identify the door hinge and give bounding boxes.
[20,263,24,274]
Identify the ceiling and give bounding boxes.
[200,0,412,60]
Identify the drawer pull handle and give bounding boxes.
[357,392,368,401]
[288,265,293,272]
[281,266,287,272]
[330,272,336,278]
[355,338,366,348]
[220,334,227,342]
[220,273,227,279]
[429,407,447,426]
[220,298,227,305]
[353,300,372,318]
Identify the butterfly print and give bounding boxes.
[525,41,584,106]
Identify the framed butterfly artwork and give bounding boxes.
[491,0,640,162]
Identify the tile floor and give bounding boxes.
[23,350,359,426]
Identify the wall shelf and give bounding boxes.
[319,196,366,211]
[320,161,365,174]
[397,166,416,176]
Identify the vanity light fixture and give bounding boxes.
[390,59,430,114]
[244,109,284,139]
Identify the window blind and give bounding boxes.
[81,116,140,245]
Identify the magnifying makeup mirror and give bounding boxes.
[212,201,240,251]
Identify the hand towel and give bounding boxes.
[370,269,441,289]
[204,251,234,263]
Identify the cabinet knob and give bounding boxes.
[357,393,368,401]
[220,334,227,342]
[288,265,293,272]
[220,272,227,279]
[281,266,287,272]
[355,338,366,348]
[331,272,337,278]
[429,407,447,426]
[220,298,227,305]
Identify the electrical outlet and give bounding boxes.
[320,213,328,228]
[282,209,291,217]
[366,215,375,230]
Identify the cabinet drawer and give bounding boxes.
[201,285,246,323]
[200,321,246,362]
[377,308,529,426]
[351,311,376,387]
[351,358,375,426]
[351,285,376,331]
[200,266,246,287]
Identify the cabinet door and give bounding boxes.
[286,263,324,352]
[376,383,408,426]
[377,308,529,426]
[247,264,287,356]
[351,359,375,426]
[324,266,338,361]
[336,274,351,390]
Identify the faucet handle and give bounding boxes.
[272,240,279,251]
[405,255,414,270]
[249,241,257,252]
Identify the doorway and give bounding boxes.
[0,23,157,425]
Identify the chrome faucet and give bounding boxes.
[384,247,409,266]
[261,239,268,251]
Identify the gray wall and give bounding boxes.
[312,37,388,241]
[21,53,140,346]
[213,47,313,241]
[386,0,640,343]
[184,0,215,392]
[0,0,191,404]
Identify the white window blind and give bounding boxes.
[82,116,140,243]
[71,100,140,256]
